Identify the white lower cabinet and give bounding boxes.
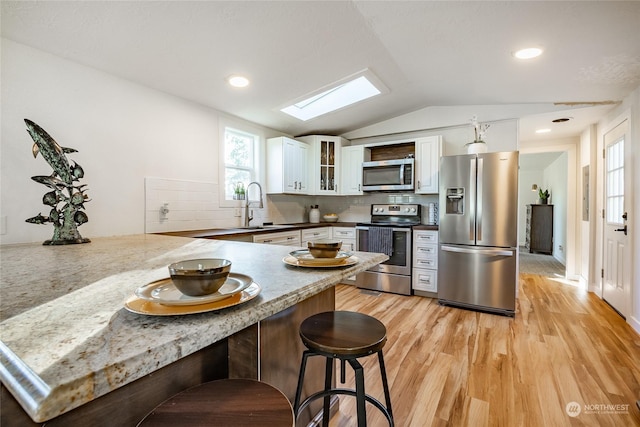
[331,227,356,252]
[253,230,301,246]
[413,229,438,295]
[301,227,331,246]
[332,226,356,284]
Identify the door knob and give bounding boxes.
[614,225,628,235]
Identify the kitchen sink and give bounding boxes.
[240,225,293,230]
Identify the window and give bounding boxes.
[223,127,258,201]
[280,69,387,121]
[606,137,624,225]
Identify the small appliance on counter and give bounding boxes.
[427,202,438,225]
[355,204,421,295]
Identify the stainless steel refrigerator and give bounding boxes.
[438,151,519,316]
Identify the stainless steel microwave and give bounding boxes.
[362,158,414,191]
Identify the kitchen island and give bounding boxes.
[0,234,387,426]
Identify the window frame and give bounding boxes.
[218,118,264,208]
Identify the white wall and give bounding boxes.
[518,170,544,246]
[579,125,597,289]
[543,152,568,264]
[347,119,518,154]
[0,39,283,244]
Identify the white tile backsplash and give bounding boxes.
[145,177,244,233]
[145,177,440,234]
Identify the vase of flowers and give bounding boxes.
[465,115,490,154]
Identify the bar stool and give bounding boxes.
[293,311,394,427]
[138,378,294,427]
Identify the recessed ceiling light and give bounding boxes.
[228,75,250,88]
[280,69,387,121]
[535,128,551,134]
[513,47,543,59]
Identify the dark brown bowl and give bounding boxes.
[168,258,231,296]
[307,240,342,258]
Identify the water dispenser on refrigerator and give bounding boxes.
[445,188,465,215]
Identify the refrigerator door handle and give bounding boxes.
[441,245,514,257]
[469,158,476,241]
[476,157,483,242]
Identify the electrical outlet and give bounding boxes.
[0,216,6,234]
[234,208,242,217]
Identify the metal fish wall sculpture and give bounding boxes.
[24,119,90,245]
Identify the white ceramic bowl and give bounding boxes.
[323,214,339,223]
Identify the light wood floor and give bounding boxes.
[329,274,640,426]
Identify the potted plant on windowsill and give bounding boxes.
[538,189,550,204]
[233,182,245,200]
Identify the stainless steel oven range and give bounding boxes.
[355,204,421,295]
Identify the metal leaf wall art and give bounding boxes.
[24,119,91,245]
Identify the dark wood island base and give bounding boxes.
[1,288,335,427]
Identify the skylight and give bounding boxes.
[281,73,383,121]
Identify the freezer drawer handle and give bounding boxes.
[441,245,513,257]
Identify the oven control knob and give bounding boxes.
[410,208,416,212]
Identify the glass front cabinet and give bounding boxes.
[299,135,348,195]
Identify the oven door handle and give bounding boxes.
[356,226,411,233]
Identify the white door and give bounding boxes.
[602,119,630,317]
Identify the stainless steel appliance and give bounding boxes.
[355,204,421,295]
[438,151,519,316]
[362,158,414,191]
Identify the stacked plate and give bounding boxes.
[283,249,357,268]
[124,273,261,316]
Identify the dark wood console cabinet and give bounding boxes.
[525,204,554,254]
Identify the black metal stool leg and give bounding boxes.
[322,356,334,427]
[294,350,311,416]
[378,351,394,424]
[349,358,367,427]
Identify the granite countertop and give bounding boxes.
[0,234,386,422]
[159,222,359,239]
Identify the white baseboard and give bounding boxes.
[629,315,640,336]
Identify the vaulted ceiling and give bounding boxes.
[2,1,639,142]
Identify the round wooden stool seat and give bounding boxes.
[138,379,294,427]
[294,311,394,427]
[299,311,387,357]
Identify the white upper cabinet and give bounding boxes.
[341,145,368,195]
[266,136,309,194]
[415,136,442,194]
[298,135,347,195]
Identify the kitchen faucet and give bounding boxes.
[244,181,264,227]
